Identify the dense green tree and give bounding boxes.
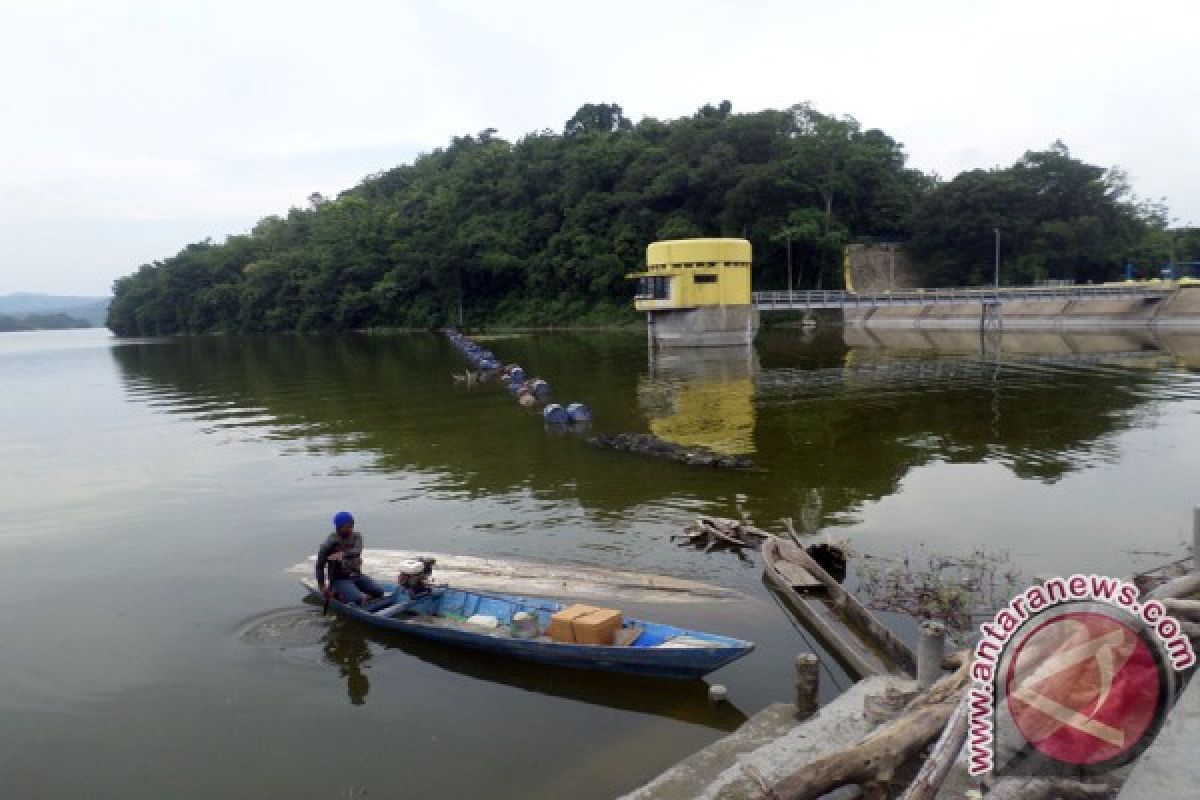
[0,312,91,331]
[910,142,1161,286]
[106,105,1174,336]
[564,103,633,136]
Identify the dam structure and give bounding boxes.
[630,239,1200,337]
[630,238,759,347]
[751,283,1200,330]
[751,241,1200,330]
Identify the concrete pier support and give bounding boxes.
[648,305,760,348]
[1193,505,1200,564]
[794,653,819,716]
[917,620,946,690]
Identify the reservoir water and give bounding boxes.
[3,326,1200,798]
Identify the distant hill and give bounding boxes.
[0,293,111,326]
[0,312,92,332]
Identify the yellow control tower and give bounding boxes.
[628,238,759,347]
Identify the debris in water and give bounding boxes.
[854,546,1023,644]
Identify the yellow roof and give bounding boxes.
[646,238,752,266]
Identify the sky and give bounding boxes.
[1,0,1196,296]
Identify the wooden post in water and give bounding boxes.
[794,653,819,716]
[917,621,946,690]
[1193,505,1200,568]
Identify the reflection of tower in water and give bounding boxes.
[638,346,759,456]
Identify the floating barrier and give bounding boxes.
[445,329,592,435]
[566,403,591,423]
[588,433,754,469]
[444,329,503,372]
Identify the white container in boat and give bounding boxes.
[466,614,500,629]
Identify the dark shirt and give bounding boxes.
[316,531,365,586]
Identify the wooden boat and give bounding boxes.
[290,549,751,604]
[762,536,915,680]
[303,582,754,680]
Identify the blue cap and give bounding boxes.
[333,511,354,529]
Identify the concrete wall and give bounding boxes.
[1152,285,1200,325]
[647,305,760,347]
[844,326,1200,368]
[845,326,1166,355]
[845,244,919,291]
[843,287,1200,330]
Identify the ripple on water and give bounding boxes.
[236,606,330,649]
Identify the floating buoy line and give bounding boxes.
[443,329,751,469]
[443,329,592,430]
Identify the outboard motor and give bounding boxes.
[397,556,438,596]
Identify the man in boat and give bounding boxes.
[316,512,385,607]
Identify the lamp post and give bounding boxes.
[787,233,793,304]
[993,228,1000,288]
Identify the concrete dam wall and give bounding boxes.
[842,286,1200,330]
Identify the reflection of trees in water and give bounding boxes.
[323,619,372,706]
[756,331,1167,487]
[109,329,1176,530]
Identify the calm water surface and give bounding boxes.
[3,326,1200,798]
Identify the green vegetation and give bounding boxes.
[910,141,1170,286]
[107,102,1182,336]
[0,294,109,326]
[0,312,91,332]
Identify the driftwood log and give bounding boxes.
[863,684,920,725]
[941,651,967,670]
[1148,572,1200,601]
[671,515,772,552]
[589,432,754,469]
[984,778,1116,799]
[763,658,970,800]
[1160,598,1200,639]
[897,690,969,800]
[1162,597,1200,619]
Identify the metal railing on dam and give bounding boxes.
[752,284,1177,311]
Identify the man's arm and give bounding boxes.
[315,540,333,589]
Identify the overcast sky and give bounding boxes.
[1,0,1196,296]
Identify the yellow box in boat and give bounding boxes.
[573,608,623,646]
[547,604,601,643]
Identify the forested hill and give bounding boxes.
[0,312,92,332]
[0,294,110,326]
[107,102,1178,336]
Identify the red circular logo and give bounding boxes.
[1005,611,1163,766]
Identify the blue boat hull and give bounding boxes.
[306,584,754,679]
